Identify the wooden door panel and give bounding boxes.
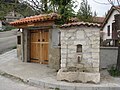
[42,44,48,64]
[30,43,39,63]
[43,30,49,42]
[30,29,49,64]
[31,31,39,42]
[40,30,49,64]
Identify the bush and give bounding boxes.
[108,65,120,77]
[55,88,60,90]
[4,25,16,31]
[12,46,17,49]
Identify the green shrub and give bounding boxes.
[108,65,120,77]
[55,88,60,90]
[4,25,16,31]
[12,46,17,49]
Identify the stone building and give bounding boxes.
[10,13,100,83]
[57,22,100,83]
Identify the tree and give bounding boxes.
[21,0,50,14]
[93,11,97,17]
[77,0,93,22]
[108,0,120,13]
[0,0,36,19]
[22,0,77,24]
[115,14,120,71]
[52,0,76,24]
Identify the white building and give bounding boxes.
[101,6,119,46]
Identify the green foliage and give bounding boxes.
[0,25,16,31]
[0,0,35,19]
[0,0,77,24]
[15,3,35,17]
[51,0,76,24]
[12,46,17,49]
[108,65,120,77]
[55,87,60,90]
[77,0,93,22]
[4,25,16,31]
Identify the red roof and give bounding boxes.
[10,13,60,26]
[60,22,101,28]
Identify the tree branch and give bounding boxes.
[108,0,120,13]
[23,1,41,14]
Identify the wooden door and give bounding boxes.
[41,30,49,64]
[30,30,49,64]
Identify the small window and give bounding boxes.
[17,36,21,44]
[107,25,110,36]
[76,44,82,53]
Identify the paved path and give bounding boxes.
[0,75,52,90]
[0,50,120,90]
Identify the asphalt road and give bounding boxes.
[0,30,17,53]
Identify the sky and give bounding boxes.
[76,0,112,17]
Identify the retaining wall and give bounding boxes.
[100,47,118,69]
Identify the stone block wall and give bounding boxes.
[49,29,60,70]
[57,26,100,83]
[17,31,22,61]
[60,27,100,72]
[100,47,118,69]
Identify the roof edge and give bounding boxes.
[101,6,119,29]
[60,22,101,28]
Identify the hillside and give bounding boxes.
[0,0,35,19]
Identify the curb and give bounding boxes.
[0,70,28,84]
[0,70,120,90]
[28,79,120,90]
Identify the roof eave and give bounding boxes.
[101,6,116,30]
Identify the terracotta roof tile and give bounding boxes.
[60,22,101,28]
[10,13,60,26]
